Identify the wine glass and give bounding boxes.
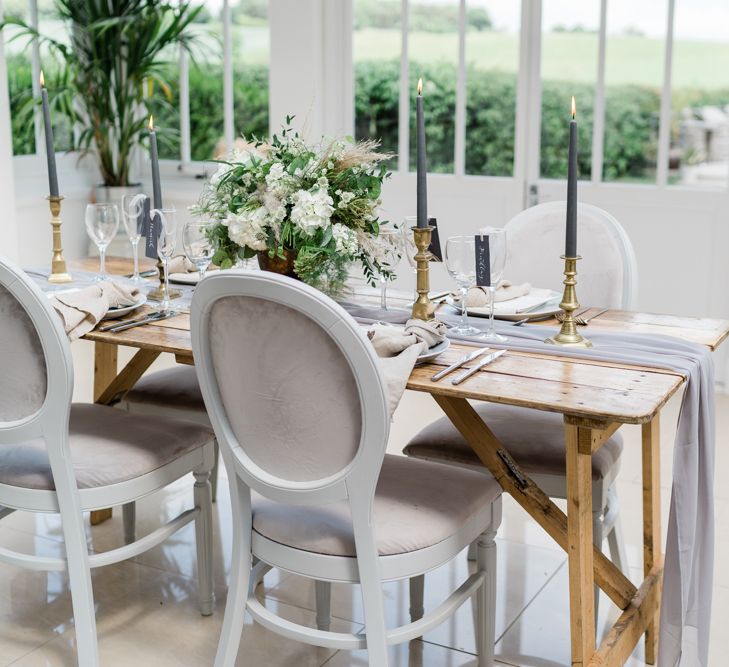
[478,227,508,343]
[121,193,146,283]
[401,215,418,301]
[85,203,119,281]
[444,235,482,336]
[182,221,214,280]
[376,227,403,310]
[152,207,177,312]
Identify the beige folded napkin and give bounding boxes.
[462,280,531,308]
[167,255,197,274]
[367,318,448,416]
[51,281,141,341]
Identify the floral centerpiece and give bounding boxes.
[192,119,397,295]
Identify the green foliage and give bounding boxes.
[354,0,491,33]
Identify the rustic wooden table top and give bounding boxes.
[75,257,728,425]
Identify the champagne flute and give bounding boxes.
[182,221,214,280]
[444,235,482,336]
[152,207,177,312]
[401,215,418,302]
[377,227,403,310]
[85,203,119,281]
[478,227,508,343]
[121,193,146,283]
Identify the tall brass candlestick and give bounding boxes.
[47,195,72,284]
[411,226,435,321]
[545,255,591,348]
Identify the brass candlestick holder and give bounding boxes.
[545,255,592,348]
[47,195,72,284]
[147,258,181,302]
[411,225,436,321]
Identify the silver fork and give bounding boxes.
[578,307,609,326]
[555,306,590,324]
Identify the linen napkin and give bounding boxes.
[462,280,531,307]
[367,318,447,416]
[51,281,141,341]
[168,255,219,284]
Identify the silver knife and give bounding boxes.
[97,310,162,332]
[430,347,491,382]
[108,310,178,333]
[451,349,507,385]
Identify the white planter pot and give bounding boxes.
[89,183,145,258]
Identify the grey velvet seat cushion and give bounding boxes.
[252,454,501,557]
[404,403,623,481]
[123,366,205,412]
[0,404,214,491]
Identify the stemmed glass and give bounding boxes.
[85,203,119,281]
[152,207,177,312]
[376,227,403,310]
[401,215,418,301]
[182,221,214,280]
[479,227,508,343]
[121,193,146,283]
[445,235,482,336]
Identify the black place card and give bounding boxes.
[428,217,442,262]
[140,196,152,237]
[475,234,491,287]
[145,210,160,259]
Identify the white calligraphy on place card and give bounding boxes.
[474,234,491,287]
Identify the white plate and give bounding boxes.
[102,295,148,320]
[169,272,201,285]
[447,288,562,322]
[417,337,450,363]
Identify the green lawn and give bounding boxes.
[354,28,729,90]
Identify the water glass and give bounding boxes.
[444,235,482,336]
[182,221,214,280]
[152,207,177,312]
[377,227,403,310]
[121,193,146,283]
[85,203,119,281]
[478,227,508,342]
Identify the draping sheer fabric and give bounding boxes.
[208,295,362,482]
[0,404,212,490]
[347,304,714,667]
[404,402,623,482]
[252,453,501,556]
[505,204,629,308]
[0,284,47,422]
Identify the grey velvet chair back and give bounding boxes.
[191,271,390,505]
[0,259,73,444]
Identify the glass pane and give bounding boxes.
[540,0,600,180]
[147,65,181,161]
[465,1,520,176]
[409,0,458,174]
[602,0,666,183]
[353,0,401,164]
[668,0,729,188]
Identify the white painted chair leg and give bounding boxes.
[214,479,252,667]
[315,581,332,631]
[467,541,477,561]
[593,508,604,632]
[409,574,425,622]
[122,502,136,544]
[476,527,497,667]
[211,439,220,503]
[194,470,214,616]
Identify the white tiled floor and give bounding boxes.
[0,339,726,666]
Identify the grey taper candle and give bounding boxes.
[149,116,163,209]
[39,72,59,197]
[565,96,578,258]
[416,78,427,229]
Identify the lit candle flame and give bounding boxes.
[39,70,45,88]
[571,96,576,119]
[148,115,154,131]
[417,78,423,96]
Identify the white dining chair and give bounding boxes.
[190,270,503,667]
[0,257,216,667]
[403,201,637,624]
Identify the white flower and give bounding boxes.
[332,224,358,255]
[337,191,355,209]
[317,176,328,189]
[210,163,233,187]
[290,188,334,234]
[225,207,268,251]
[266,163,286,186]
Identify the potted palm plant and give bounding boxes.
[2,0,201,203]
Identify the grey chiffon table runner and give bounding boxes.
[343,302,714,667]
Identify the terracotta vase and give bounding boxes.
[257,248,298,279]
